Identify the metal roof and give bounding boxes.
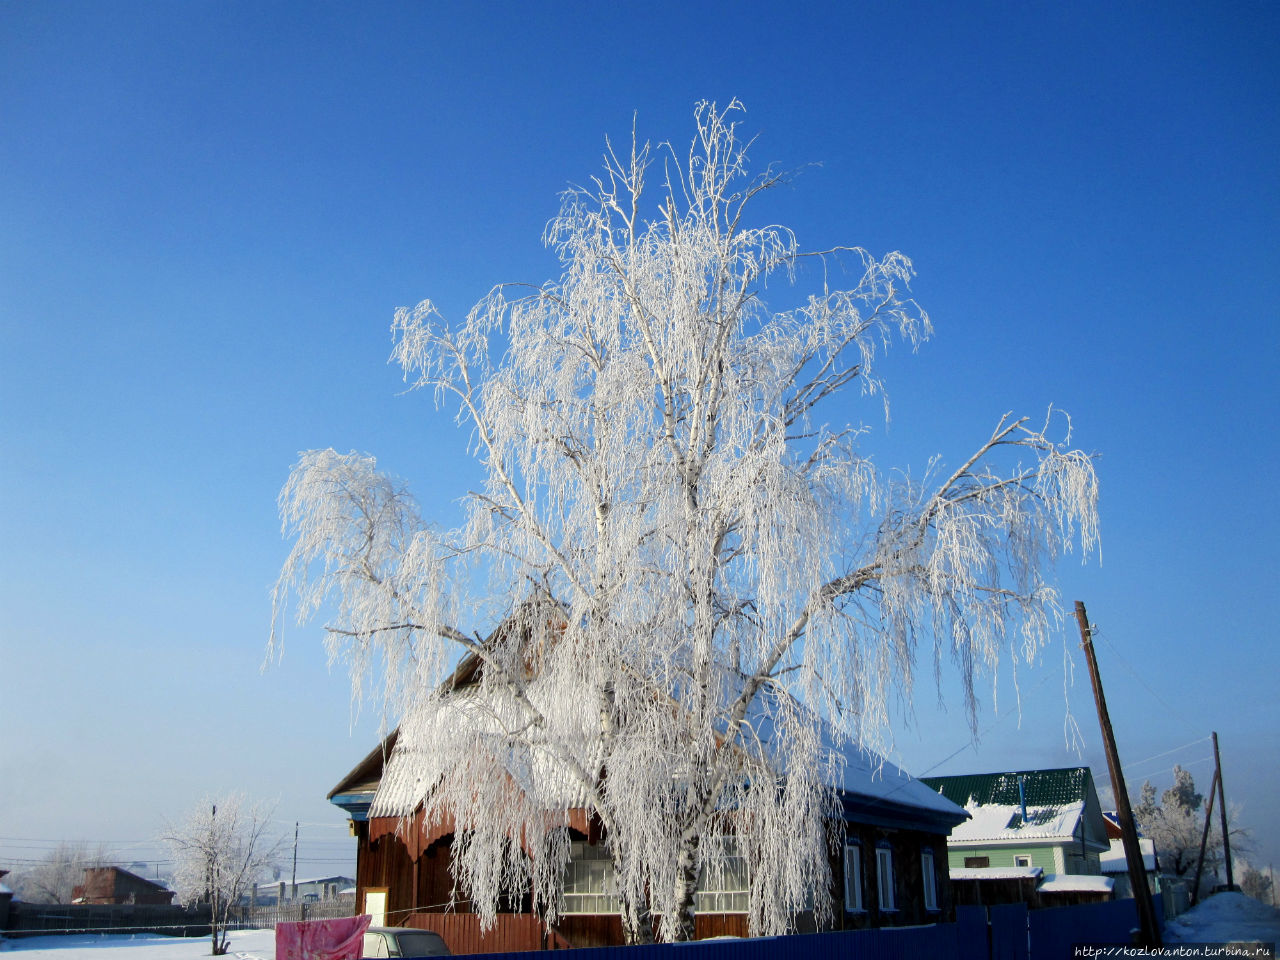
[920,767,1095,808]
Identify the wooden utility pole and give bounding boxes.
[291,821,299,901]
[1076,601,1161,947]
[1213,732,1235,890]
[1190,766,1218,906]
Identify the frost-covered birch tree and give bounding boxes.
[272,100,1098,942]
[164,796,280,955]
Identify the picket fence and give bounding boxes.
[232,900,355,929]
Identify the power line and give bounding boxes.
[1095,626,1199,733]
[1121,736,1213,773]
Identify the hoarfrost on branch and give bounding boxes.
[271,100,1098,941]
[164,795,280,955]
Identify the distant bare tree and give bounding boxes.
[164,795,281,956]
[9,841,110,904]
[1239,865,1274,905]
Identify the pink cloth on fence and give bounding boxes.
[276,914,372,960]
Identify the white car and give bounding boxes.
[361,926,452,958]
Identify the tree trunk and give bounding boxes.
[620,900,656,946]
[671,842,699,942]
[612,847,655,945]
[210,891,222,955]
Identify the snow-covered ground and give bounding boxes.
[1163,891,1280,945]
[0,929,275,960]
[3,897,1278,959]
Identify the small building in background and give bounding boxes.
[249,875,356,905]
[0,868,13,928]
[1036,872,1115,906]
[921,767,1113,909]
[72,866,174,905]
[1100,834,1160,897]
[949,864,1044,906]
[920,767,1110,877]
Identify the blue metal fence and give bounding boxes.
[452,898,1151,960]
[1028,897,1161,960]
[991,902,1030,960]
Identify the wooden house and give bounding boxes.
[329,654,968,951]
[72,866,174,905]
[920,767,1113,908]
[920,767,1110,877]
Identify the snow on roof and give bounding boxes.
[1100,837,1156,873]
[371,679,967,823]
[950,866,1043,880]
[743,695,966,821]
[1037,873,1114,893]
[946,799,1084,843]
[372,687,594,818]
[289,875,355,886]
[837,745,969,819]
[0,882,12,895]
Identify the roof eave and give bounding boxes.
[328,729,398,800]
[840,792,969,834]
[947,835,1079,847]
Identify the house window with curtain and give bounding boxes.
[843,841,863,912]
[921,849,938,912]
[875,843,895,911]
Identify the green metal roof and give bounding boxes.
[920,767,1095,809]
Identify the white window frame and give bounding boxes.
[1014,854,1032,868]
[561,841,621,915]
[843,841,864,912]
[694,839,749,914]
[876,845,896,911]
[921,849,938,912]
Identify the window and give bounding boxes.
[562,842,621,914]
[390,931,450,957]
[963,856,990,868]
[875,845,895,911]
[695,839,749,913]
[362,888,388,928]
[843,842,863,912]
[921,849,938,912]
[1014,855,1032,868]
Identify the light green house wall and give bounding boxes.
[946,844,1057,872]
[947,843,1102,875]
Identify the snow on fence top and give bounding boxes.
[1037,874,1115,893]
[950,866,1044,880]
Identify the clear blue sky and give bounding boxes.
[3,1,1277,882]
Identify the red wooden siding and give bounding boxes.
[404,913,550,954]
